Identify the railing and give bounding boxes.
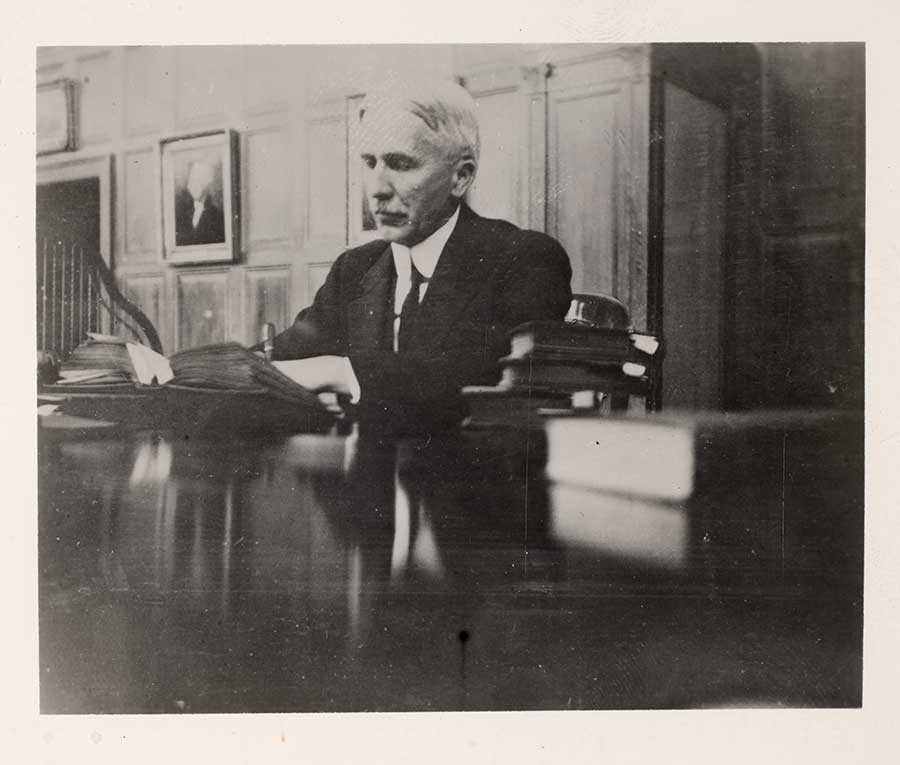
[36,238,162,359]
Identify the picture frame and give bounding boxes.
[36,79,76,155]
[161,130,240,265]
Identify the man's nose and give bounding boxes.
[366,163,393,200]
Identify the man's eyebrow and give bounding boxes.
[383,152,419,164]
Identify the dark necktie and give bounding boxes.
[397,259,424,353]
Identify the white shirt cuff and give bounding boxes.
[340,356,361,404]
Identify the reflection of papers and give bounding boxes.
[391,469,444,582]
[129,440,173,485]
[549,483,688,569]
[283,431,358,474]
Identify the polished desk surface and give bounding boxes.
[38,422,863,713]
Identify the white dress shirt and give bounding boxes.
[191,199,205,228]
[341,206,461,402]
[389,204,460,352]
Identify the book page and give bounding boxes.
[126,343,174,385]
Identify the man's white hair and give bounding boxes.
[359,75,481,167]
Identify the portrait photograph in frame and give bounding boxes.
[161,130,239,264]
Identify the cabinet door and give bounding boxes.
[464,66,547,231]
[545,51,650,327]
[661,83,728,410]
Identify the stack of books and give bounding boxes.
[542,409,862,576]
[47,335,339,434]
[56,332,174,386]
[463,320,660,428]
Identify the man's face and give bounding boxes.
[359,107,469,247]
[186,162,213,201]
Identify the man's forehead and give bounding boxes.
[359,106,439,153]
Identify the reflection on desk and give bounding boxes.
[38,421,863,713]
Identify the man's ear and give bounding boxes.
[450,158,477,198]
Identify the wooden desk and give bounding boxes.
[38,421,863,712]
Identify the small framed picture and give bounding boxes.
[161,130,239,264]
[37,79,76,155]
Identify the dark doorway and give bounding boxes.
[37,177,101,253]
[36,178,103,356]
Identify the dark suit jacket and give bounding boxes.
[175,189,226,246]
[270,204,572,433]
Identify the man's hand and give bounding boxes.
[272,356,354,395]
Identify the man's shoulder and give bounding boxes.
[330,238,390,276]
[341,238,390,262]
[462,207,566,257]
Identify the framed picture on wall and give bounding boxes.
[346,94,380,246]
[161,130,240,265]
[37,79,76,155]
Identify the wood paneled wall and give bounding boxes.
[35,44,864,411]
[36,44,656,353]
[36,46,462,353]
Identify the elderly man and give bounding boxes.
[271,76,572,432]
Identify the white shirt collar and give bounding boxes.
[390,204,460,283]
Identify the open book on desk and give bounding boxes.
[47,337,343,434]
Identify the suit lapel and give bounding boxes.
[408,205,494,351]
[346,243,394,353]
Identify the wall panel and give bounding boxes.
[175,270,230,350]
[37,62,64,85]
[122,148,157,259]
[306,115,347,244]
[467,78,526,226]
[245,267,291,341]
[242,128,291,249]
[242,47,296,116]
[76,50,120,146]
[120,273,166,351]
[175,47,241,129]
[547,86,621,295]
[306,47,375,104]
[124,47,175,137]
